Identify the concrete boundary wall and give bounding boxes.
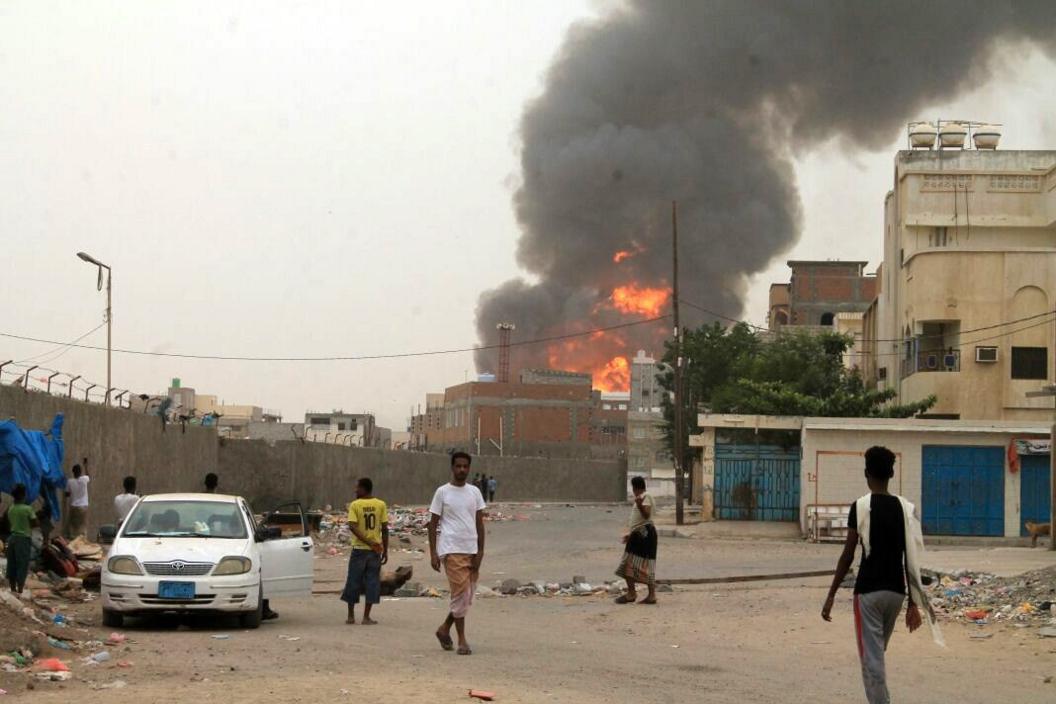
[1,386,625,534]
[217,439,627,511]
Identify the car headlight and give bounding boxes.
[213,557,252,575]
[107,556,144,575]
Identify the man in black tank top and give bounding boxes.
[821,446,922,704]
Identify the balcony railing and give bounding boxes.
[902,349,960,379]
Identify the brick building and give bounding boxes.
[430,369,627,459]
[768,260,877,330]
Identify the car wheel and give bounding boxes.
[240,585,263,629]
[102,608,124,628]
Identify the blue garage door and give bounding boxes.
[922,445,1004,536]
[715,444,800,521]
[1020,455,1052,536]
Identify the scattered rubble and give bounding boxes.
[925,566,1056,637]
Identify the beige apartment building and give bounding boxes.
[865,146,1056,420]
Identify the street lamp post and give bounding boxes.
[76,252,112,403]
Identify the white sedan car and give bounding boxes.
[101,493,313,628]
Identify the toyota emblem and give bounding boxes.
[170,561,186,571]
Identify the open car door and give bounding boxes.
[258,502,314,598]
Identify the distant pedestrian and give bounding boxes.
[35,478,57,545]
[487,476,497,503]
[614,476,657,604]
[341,477,389,625]
[4,484,36,594]
[114,476,139,525]
[203,472,219,494]
[64,460,90,539]
[429,451,486,655]
[822,446,943,704]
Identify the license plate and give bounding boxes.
[158,581,196,599]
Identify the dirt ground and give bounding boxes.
[10,505,1056,703]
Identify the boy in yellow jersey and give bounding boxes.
[341,477,389,625]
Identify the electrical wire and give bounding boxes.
[0,315,670,363]
[678,297,1056,345]
[15,322,107,366]
[845,313,1056,357]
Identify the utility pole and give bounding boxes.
[672,200,684,526]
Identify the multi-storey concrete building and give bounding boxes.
[625,351,675,497]
[409,393,445,451]
[304,410,378,447]
[431,368,626,459]
[864,147,1056,420]
[768,260,877,330]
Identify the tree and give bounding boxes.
[660,326,936,461]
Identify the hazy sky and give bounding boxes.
[3,1,1056,429]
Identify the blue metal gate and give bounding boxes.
[1020,454,1051,536]
[921,446,1004,536]
[714,444,800,521]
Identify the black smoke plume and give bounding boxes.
[476,1,1056,383]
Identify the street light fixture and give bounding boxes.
[76,252,112,403]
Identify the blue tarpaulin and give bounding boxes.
[0,414,67,521]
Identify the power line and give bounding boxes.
[15,321,107,365]
[0,315,669,363]
[679,297,1056,345]
[847,313,1056,357]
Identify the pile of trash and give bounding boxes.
[314,507,431,558]
[390,508,431,536]
[925,566,1056,631]
[478,576,648,599]
[0,585,129,687]
[483,510,530,523]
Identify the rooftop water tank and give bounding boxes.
[908,122,937,149]
[938,122,967,149]
[972,124,1001,149]
[478,373,497,383]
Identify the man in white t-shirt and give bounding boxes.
[113,476,139,525]
[429,451,486,656]
[64,460,90,539]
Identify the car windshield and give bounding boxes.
[122,500,247,539]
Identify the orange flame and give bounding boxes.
[610,284,670,317]
[613,250,633,263]
[595,356,630,391]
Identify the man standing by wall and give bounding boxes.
[487,475,497,503]
[341,477,389,625]
[429,451,486,655]
[203,473,219,494]
[64,459,90,539]
[114,476,138,525]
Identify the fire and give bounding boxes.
[595,356,630,391]
[610,284,669,317]
[613,250,633,263]
[546,334,632,392]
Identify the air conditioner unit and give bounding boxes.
[975,346,998,363]
[925,354,939,370]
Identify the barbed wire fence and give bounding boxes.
[0,359,215,428]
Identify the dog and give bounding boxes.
[1025,521,1051,548]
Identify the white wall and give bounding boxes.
[801,423,1045,538]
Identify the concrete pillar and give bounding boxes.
[698,427,716,521]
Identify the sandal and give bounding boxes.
[614,594,637,604]
[638,597,657,605]
[458,644,473,655]
[436,631,454,651]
